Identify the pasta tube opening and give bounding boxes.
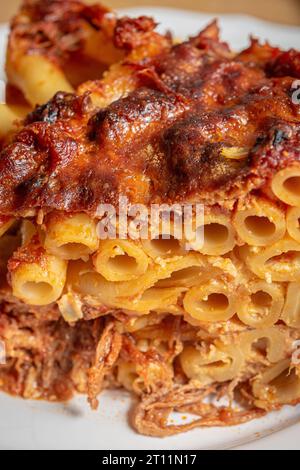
[237,281,284,327]
[272,167,300,207]
[44,213,99,261]
[180,343,244,385]
[183,280,237,322]
[245,216,275,236]
[240,237,300,282]
[233,198,285,246]
[241,328,287,363]
[190,213,235,255]
[142,235,185,259]
[10,254,67,306]
[94,239,149,281]
[22,281,54,298]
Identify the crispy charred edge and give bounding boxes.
[7,0,171,67]
[267,49,300,79]
[7,234,45,275]
[25,91,92,125]
[238,38,300,79]
[114,16,160,52]
[1,18,300,215]
[237,38,281,66]
[161,116,300,206]
[3,106,298,216]
[8,0,114,63]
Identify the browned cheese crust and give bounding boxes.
[0,6,299,217]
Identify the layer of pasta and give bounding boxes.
[0,0,300,437]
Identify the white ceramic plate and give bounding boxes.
[1,8,300,450]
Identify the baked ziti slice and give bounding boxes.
[0,0,300,437]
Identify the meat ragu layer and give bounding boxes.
[2,303,299,436]
[0,0,300,437]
